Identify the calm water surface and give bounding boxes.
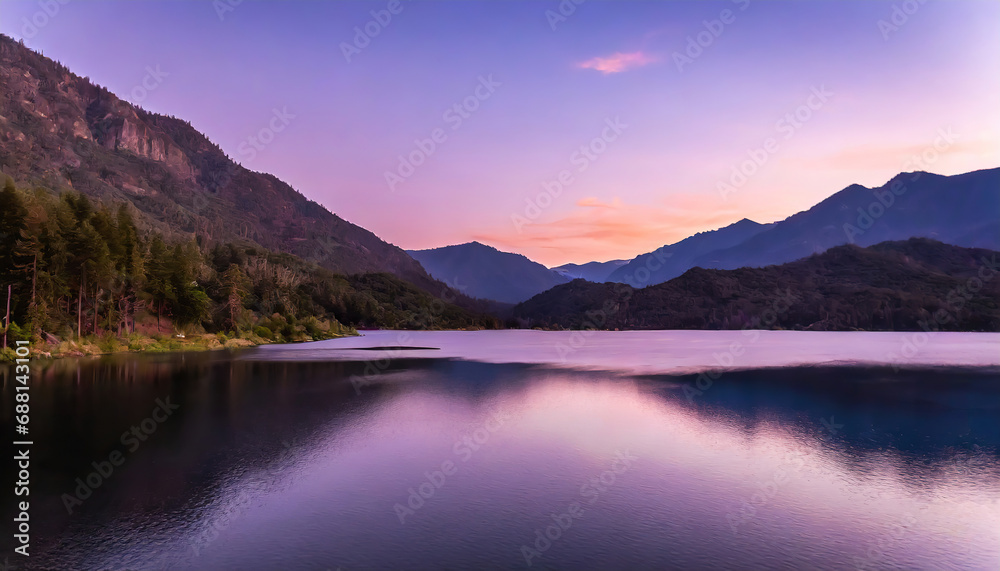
[3,331,999,570]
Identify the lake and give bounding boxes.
[5,330,1000,570]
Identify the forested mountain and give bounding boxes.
[513,239,1000,331]
[0,34,502,344]
[0,33,458,294]
[0,173,498,343]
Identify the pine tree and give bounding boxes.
[0,178,28,285]
[221,263,249,331]
[146,235,175,334]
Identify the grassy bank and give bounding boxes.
[0,328,357,361]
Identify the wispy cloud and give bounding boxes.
[577,196,623,209]
[783,138,996,172]
[577,51,657,74]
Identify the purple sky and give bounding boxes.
[2,0,998,266]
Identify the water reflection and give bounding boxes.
[4,351,998,570]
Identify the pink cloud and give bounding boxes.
[577,196,623,208]
[577,51,657,74]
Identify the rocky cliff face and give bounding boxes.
[0,33,444,290]
[98,116,196,180]
[0,40,192,179]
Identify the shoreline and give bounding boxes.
[241,329,1000,375]
[0,331,357,362]
[4,327,998,364]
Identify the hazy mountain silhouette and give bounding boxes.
[689,169,1000,273]
[604,169,999,287]
[408,242,569,303]
[552,260,628,282]
[606,218,773,286]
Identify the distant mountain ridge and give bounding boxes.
[606,218,773,286]
[408,241,569,304]
[693,169,1000,270]
[602,169,1000,288]
[406,167,998,301]
[514,238,1000,331]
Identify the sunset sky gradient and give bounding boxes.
[2,0,998,266]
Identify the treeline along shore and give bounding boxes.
[0,171,498,360]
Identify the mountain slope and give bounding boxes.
[606,218,773,286]
[689,169,1000,273]
[408,242,569,303]
[514,239,1000,331]
[0,34,446,292]
[552,260,628,283]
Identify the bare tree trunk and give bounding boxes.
[3,284,10,349]
[77,280,83,339]
[30,255,36,306]
[93,286,99,337]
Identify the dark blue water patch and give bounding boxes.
[3,354,999,570]
[646,365,1000,465]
